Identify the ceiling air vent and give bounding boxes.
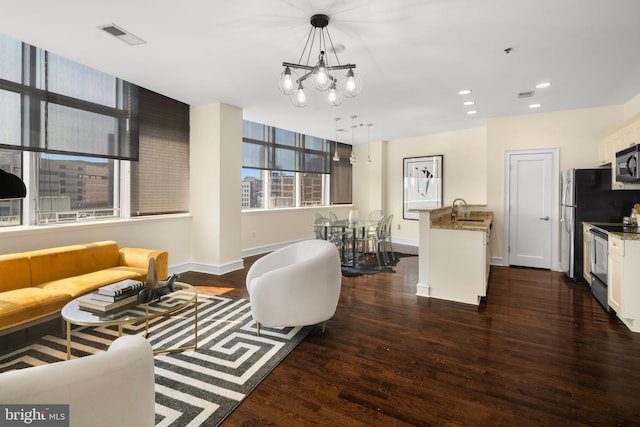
[517,91,535,99]
[98,24,146,46]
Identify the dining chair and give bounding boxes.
[382,213,398,265]
[355,215,386,268]
[368,209,384,221]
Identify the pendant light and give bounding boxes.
[366,123,373,164]
[333,117,340,161]
[0,169,27,199]
[349,115,357,165]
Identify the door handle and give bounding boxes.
[539,216,550,221]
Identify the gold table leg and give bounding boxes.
[66,320,71,360]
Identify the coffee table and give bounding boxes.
[61,282,198,359]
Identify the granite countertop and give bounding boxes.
[584,221,640,241]
[430,209,493,232]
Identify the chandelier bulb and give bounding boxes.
[290,82,309,107]
[283,67,294,92]
[327,82,342,106]
[346,69,356,94]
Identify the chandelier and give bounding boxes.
[279,14,362,107]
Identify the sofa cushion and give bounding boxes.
[0,253,31,293]
[0,288,71,331]
[28,241,121,286]
[35,266,147,298]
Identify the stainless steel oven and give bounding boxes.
[589,226,609,311]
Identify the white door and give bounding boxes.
[508,152,553,268]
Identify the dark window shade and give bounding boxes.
[242,120,329,174]
[0,34,139,161]
[130,88,189,216]
[330,142,353,204]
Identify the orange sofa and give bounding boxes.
[0,241,168,333]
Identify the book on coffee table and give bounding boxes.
[98,279,145,297]
[91,288,140,302]
[78,292,138,313]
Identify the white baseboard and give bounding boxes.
[392,237,419,247]
[490,256,505,266]
[170,259,245,276]
[241,238,309,258]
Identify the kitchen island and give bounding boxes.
[413,206,493,306]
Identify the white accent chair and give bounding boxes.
[246,239,342,335]
[0,335,155,427]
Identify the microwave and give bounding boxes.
[616,144,640,182]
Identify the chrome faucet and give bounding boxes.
[452,198,467,219]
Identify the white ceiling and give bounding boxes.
[1,0,640,144]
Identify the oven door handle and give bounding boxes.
[589,227,608,240]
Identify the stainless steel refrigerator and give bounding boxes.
[560,168,640,282]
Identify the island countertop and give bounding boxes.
[430,208,493,232]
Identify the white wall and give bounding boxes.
[353,127,487,246]
[240,205,352,255]
[0,215,192,274]
[486,105,624,260]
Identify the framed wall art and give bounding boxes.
[403,155,443,220]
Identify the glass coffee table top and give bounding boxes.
[61,282,198,359]
[62,282,196,325]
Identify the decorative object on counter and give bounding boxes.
[403,155,443,220]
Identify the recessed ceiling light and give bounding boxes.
[458,89,472,95]
[529,103,542,109]
[467,110,478,115]
[463,101,475,106]
[535,82,552,89]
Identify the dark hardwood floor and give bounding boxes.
[180,255,640,426]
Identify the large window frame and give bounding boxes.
[0,32,189,227]
[242,120,341,211]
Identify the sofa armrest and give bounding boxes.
[119,248,169,280]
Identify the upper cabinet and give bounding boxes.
[598,114,640,190]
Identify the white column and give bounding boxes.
[189,103,243,274]
[415,210,431,297]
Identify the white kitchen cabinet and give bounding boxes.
[597,133,613,166]
[429,228,490,306]
[607,235,640,332]
[582,223,592,284]
[598,115,640,190]
[608,237,622,314]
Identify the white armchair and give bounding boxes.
[246,239,342,335]
[0,335,155,427]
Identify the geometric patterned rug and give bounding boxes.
[0,293,312,426]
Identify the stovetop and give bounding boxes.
[592,224,640,234]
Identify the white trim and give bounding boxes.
[241,238,310,258]
[503,147,560,270]
[392,236,419,247]
[173,259,245,276]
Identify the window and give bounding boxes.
[0,149,22,226]
[241,120,340,210]
[36,153,117,224]
[0,32,189,226]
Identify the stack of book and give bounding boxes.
[78,279,145,314]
